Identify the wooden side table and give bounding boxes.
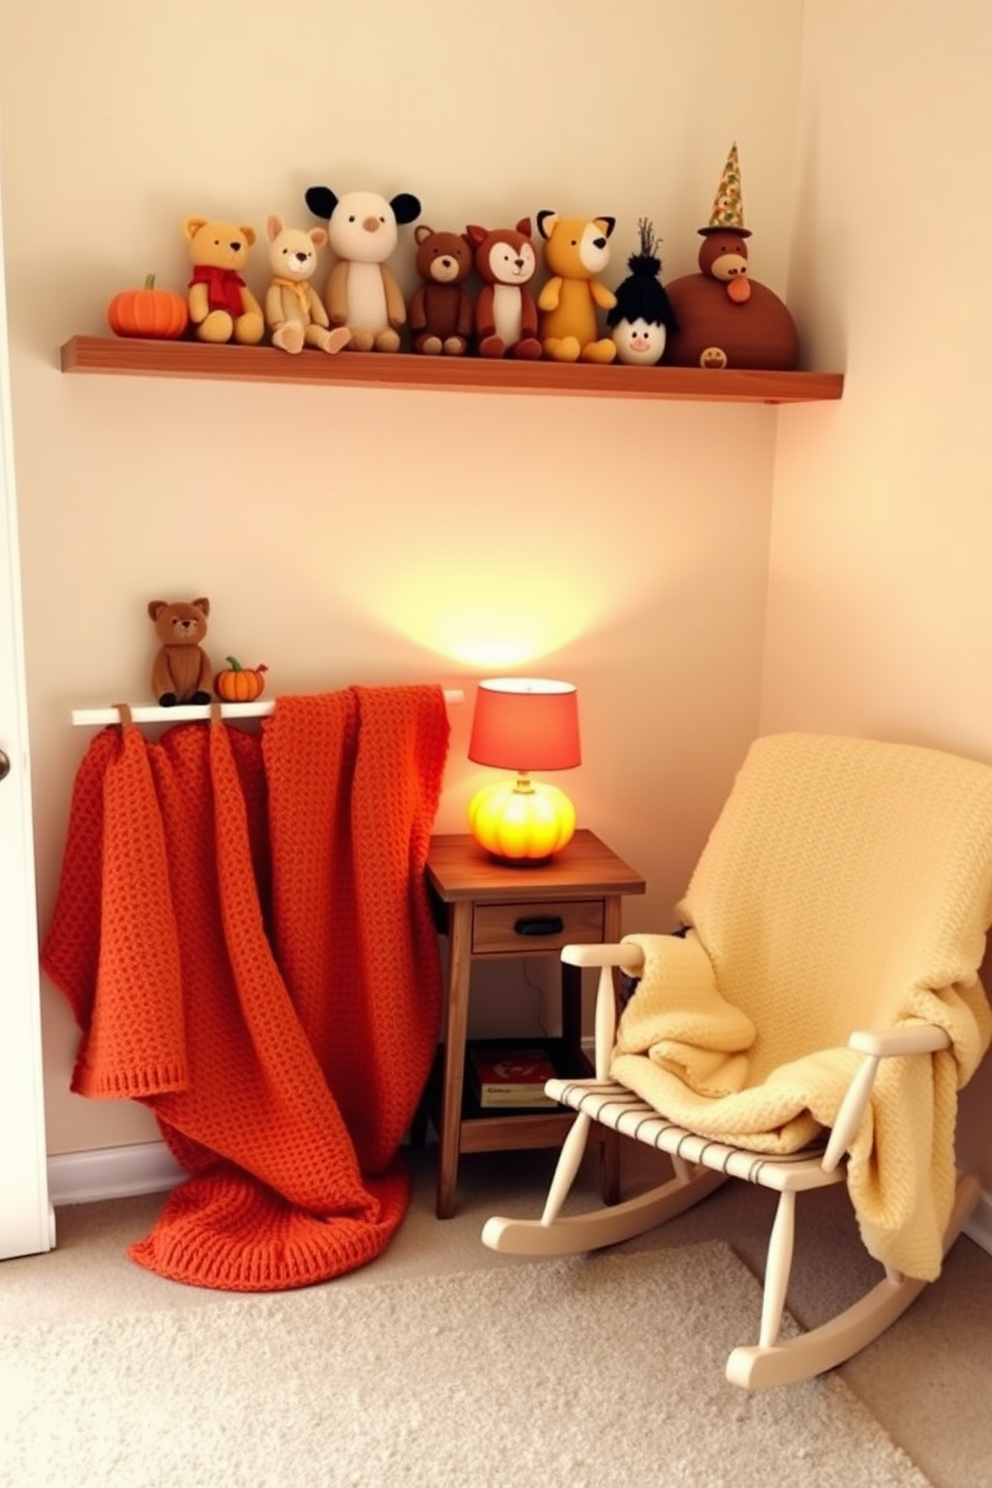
[425,829,646,1218]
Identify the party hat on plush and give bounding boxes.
[700,141,750,237]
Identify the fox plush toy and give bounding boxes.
[466,218,542,359]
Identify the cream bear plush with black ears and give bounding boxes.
[264,216,351,355]
[304,185,422,352]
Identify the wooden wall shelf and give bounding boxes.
[60,336,844,405]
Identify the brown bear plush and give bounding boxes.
[148,597,213,706]
[406,226,474,355]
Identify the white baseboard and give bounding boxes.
[47,1141,184,1206]
[45,1138,992,1261]
[964,1186,992,1258]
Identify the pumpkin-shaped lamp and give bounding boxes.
[214,657,269,703]
[107,274,189,340]
[467,678,581,863]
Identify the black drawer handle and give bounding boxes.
[513,915,565,937]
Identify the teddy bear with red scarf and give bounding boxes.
[184,216,265,344]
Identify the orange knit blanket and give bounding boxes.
[42,687,450,1291]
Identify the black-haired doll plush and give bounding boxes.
[606,218,679,366]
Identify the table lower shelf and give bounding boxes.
[458,1105,582,1154]
[427,1035,590,1155]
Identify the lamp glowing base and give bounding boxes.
[468,776,576,863]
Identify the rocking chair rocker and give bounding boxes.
[482,733,992,1389]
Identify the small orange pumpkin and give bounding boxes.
[213,657,268,703]
[107,274,189,340]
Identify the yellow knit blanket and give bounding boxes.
[611,733,992,1281]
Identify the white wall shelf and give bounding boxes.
[71,689,464,727]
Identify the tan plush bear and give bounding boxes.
[184,218,265,345]
[264,216,351,355]
[148,598,213,706]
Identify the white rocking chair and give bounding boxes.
[482,733,992,1389]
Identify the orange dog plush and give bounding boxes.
[536,212,617,363]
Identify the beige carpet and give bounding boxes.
[1,1238,932,1488]
[3,1143,990,1487]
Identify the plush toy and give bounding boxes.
[606,218,679,366]
[536,212,617,363]
[148,597,213,706]
[263,216,351,355]
[465,219,542,359]
[407,227,474,355]
[663,143,799,371]
[184,218,265,345]
[304,186,422,352]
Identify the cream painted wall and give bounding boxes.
[767,0,992,1183]
[0,2,803,1156]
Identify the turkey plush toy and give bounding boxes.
[663,143,799,371]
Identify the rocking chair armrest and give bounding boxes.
[822,1022,951,1173]
[560,942,645,974]
[848,1024,951,1058]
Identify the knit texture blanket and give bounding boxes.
[42,687,450,1291]
[611,733,992,1281]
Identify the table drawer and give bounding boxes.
[472,899,605,955]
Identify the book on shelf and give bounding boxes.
[468,1044,559,1108]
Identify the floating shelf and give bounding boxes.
[60,336,844,405]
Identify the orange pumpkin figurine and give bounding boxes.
[663,143,798,372]
[107,274,189,339]
[213,657,268,703]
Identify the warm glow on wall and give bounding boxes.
[380,581,591,668]
[283,551,598,669]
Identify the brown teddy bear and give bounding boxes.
[184,217,265,345]
[148,598,213,706]
[406,226,474,355]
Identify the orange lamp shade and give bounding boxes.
[467,679,581,863]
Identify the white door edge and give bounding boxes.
[0,145,54,1259]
